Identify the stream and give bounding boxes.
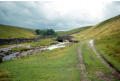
[0,42,68,61]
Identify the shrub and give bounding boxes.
[35,29,57,37]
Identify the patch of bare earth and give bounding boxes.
[77,46,89,81]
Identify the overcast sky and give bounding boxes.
[0,0,120,30]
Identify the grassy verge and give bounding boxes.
[81,40,117,81]
[95,37,120,72]
[29,38,57,47]
[0,44,80,81]
[11,47,30,51]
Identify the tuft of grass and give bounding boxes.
[0,70,10,81]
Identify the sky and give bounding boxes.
[0,0,120,31]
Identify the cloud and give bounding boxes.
[0,1,120,30]
[103,1,120,19]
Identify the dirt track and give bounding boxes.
[77,46,89,81]
[89,40,120,80]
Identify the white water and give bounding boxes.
[89,40,94,47]
[47,43,65,50]
[2,52,19,61]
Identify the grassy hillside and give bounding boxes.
[73,15,120,71]
[57,26,91,36]
[73,15,120,39]
[0,24,35,39]
[0,24,90,39]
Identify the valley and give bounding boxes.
[0,15,120,81]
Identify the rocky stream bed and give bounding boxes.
[0,42,69,62]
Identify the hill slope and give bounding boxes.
[0,24,35,39]
[73,15,120,71]
[57,26,91,36]
[74,15,120,39]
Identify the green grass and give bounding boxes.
[22,38,57,47]
[11,47,30,51]
[0,24,35,39]
[81,40,117,81]
[0,44,80,81]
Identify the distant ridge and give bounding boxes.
[0,24,35,39]
[57,26,91,36]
